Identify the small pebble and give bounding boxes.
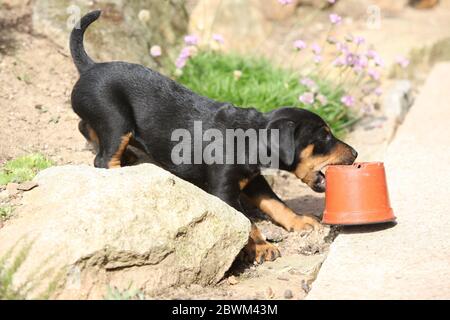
[301,280,310,293]
[277,276,289,281]
[227,276,238,285]
[284,289,293,299]
[265,287,274,299]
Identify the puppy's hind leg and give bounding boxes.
[78,120,100,152]
[86,106,135,169]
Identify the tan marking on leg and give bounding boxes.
[239,178,249,191]
[249,194,320,231]
[87,126,99,146]
[108,133,132,169]
[238,173,259,191]
[244,224,281,264]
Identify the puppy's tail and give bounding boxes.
[70,10,101,74]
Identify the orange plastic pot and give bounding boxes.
[322,162,395,225]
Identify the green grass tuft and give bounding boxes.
[105,284,145,300]
[177,51,355,136]
[0,154,54,185]
[0,205,14,221]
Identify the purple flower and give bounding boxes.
[396,55,410,68]
[293,39,307,50]
[355,36,365,45]
[175,47,192,69]
[150,45,161,57]
[333,56,346,67]
[357,55,368,69]
[277,0,293,5]
[212,34,224,44]
[336,42,349,54]
[341,95,354,107]
[175,56,187,69]
[299,92,315,105]
[311,43,322,55]
[345,52,357,66]
[317,94,328,106]
[184,34,199,46]
[179,47,191,59]
[366,50,384,67]
[300,77,316,89]
[329,13,342,25]
[366,49,378,59]
[368,68,380,80]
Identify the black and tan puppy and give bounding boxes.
[70,11,357,264]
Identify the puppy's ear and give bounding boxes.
[266,119,296,166]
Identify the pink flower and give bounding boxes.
[300,77,318,91]
[359,55,368,68]
[317,94,328,106]
[277,0,293,5]
[366,50,384,67]
[328,0,336,3]
[175,47,192,69]
[355,36,365,45]
[333,56,346,67]
[336,42,349,54]
[311,43,322,55]
[179,47,191,59]
[212,34,224,44]
[329,13,342,25]
[396,55,410,68]
[293,39,307,50]
[368,68,380,80]
[299,92,315,105]
[149,45,161,57]
[314,55,322,64]
[184,34,199,46]
[175,56,187,69]
[345,52,357,66]
[374,87,383,96]
[341,95,354,107]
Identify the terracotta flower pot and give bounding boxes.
[322,162,395,225]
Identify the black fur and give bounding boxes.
[70,11,357,224]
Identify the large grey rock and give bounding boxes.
[0,164,250,299]
[32,0,188,69]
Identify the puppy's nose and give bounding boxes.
[351,148,358,159]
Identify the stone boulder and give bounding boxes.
[32,0,188,69]
[188,0,300,53]
[0,164,250,299]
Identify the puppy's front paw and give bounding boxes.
[286,215,321,232]
[244,240,281,265]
